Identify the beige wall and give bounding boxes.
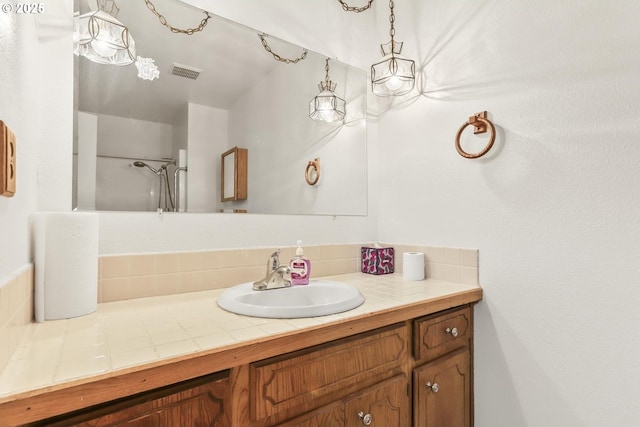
[0,266,33,374]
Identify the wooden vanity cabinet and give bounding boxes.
[266,305,475,427]
[275,400,345,427]
[413,349,471,427]
[276,375,410,427]
[253,323,409,426]
[39,372,231,427]
[27,304,474,427]
[412,305,474,427]
[343,375,410,427]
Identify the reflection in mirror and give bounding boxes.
[222,150,235,201]
[73,0,367,215]
[221,147,247,202]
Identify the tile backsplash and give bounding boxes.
[99,244,365,303]
[0,265,33,374]
[388,244,479,285]
[99,243,479,303]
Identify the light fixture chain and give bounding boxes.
[259,34,308,64]
[144,0,211,35]
[338,0,374,13]
[325,58,330,84]
[389,0,396,42]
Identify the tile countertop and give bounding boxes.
[0,273,482,413]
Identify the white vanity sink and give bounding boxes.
[217,279,365,318]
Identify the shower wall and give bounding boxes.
[75,112,177,211]
[184,103,228,213]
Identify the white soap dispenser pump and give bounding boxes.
[290,240,311,285]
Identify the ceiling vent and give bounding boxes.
[170,63,202,80]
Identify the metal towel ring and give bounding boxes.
[455,111,496,159]
[305,158,320,185]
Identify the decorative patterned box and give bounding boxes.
[361,246,395,275]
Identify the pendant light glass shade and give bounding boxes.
[75,9,135,66]
[371,0,415,97]
[371,41,415,96]
[309,59,346,123]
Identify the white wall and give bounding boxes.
[35,4,73,213]
[76,111,97,210]
[227,53,367,215]
[172,105,188,158]
[96,114,173,159]
[373,2,640,426]
[0,1,73,280]
[186,103,227,212]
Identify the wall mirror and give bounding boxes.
[72,0,368,215]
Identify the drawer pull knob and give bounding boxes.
[426,381,440,393]
[358,411,373,426]
[445,327,459,337]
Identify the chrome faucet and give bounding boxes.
[253,249,294,291]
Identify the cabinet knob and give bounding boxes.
[358,411,373,426]
[426,381,440,393]
[445,327,459,337]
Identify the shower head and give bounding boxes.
[133,161,160,174]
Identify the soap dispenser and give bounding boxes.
[290,240,311,285]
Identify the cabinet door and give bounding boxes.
[54,373,230,427]
[343,375,410,427]
[251,324,406,421]
[413,349,471,427]
[414,305,472,364]
[275,400,345,427]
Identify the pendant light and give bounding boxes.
[371,0,415,96]
[74,0,135,66]
[309,58,346,123]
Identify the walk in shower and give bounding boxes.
[132,159,188,212]
[76,154,187,212]
[133,160,175,212]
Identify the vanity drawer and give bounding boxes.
[250,323,408,422]
[413,305,472,364]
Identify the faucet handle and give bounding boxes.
[269,249,281,270]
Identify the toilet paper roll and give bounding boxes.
[403,252,425,281]
[33,212,99,322]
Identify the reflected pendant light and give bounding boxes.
[74,0,135,66]
[309,58,346,123]
[371,0,415,96]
